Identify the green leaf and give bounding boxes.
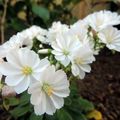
[30,113,43,120]
[72,113,87,120]
[32,4,50,22]
[78,97,95,112]
[57,109,73,120]
[8,97,19,106]
[10,105,30,118]
[19,92,30,106]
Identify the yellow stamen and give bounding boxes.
[63,49,69,56]
[22,66,33,75]
[42,83,53,96]
[74,57,83,64]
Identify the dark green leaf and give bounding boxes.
[10,19,27,31]
[19,92,30,106]
[57,109,73,120]
[30,113,43,120]
[8,97,19,106]
[10,105,30,118]
[78,97,95,112]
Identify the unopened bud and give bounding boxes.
[2,85,16,98]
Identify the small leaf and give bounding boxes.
[32,4,50,22]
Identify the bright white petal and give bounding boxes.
[13,76,30,94]
[50,94,64,109]
[5,75,24,86]
[0,62,20,76]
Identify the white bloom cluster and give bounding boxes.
[84,10,120,52]
[0,10,120,115]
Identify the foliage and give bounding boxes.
[2,81,95,120]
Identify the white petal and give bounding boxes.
[6,51,22,68]
[50,94,64,109]
[45,95,56,115]
[0,62,20,76]
[61,57,70,67]
[30,91,42,105]
[71,64,79,76]
[78,68,85,79]
[53,89,70,97]
[80,64,91,73]
[28,81,42,94]
[5,75,24,86]
[34,92,46,115]
[34,58,50,73]
[13,76,30,94]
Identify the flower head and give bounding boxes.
[0,48,50,94]
[71,43,95,79]
[52,34,81,66]
[28,65,70,115]
[84,10,120,31]
[47,21,69,44]
[98,26,120,52]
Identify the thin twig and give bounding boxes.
[0,0,8,44]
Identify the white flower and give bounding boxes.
[0,58,3,80]
[0,36,22,58]
[0,48,50,94]
[47,21,69,44]
[71,43,95,79]
[84,10,120,31]
[0,25,47,58]
[28,65,70,115]
[98,26,120,52]
[52,34,81,67]
[22,25,48,44]
[69,20,88,44]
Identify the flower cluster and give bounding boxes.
[0,10,120,115]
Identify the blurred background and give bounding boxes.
[1,0,120,43]
[0,0,120,120]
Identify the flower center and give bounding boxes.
[74,57,83,64]
[42,83,53,96]
[22,66,33,75]
[63,49,69,56]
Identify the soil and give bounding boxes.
[79,49,120,120]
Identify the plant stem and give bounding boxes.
[0,0,8,44]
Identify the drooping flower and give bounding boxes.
[71,43,95,79]
[98,26,120,52]
[47,21,69,44]
[84,10,120,31]
[28,65,70,115]
[0,48,50,94]
[52,34,81,67]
